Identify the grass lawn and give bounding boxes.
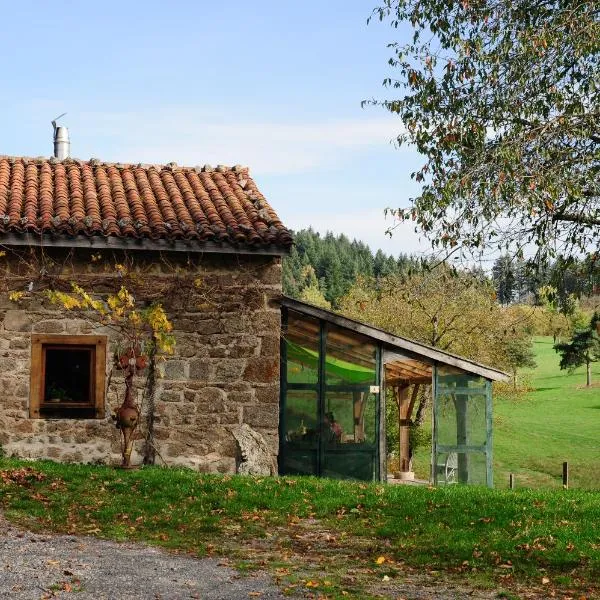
[2,459,600,599]
[494,336,600,489]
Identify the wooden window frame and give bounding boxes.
[30,334,107,419]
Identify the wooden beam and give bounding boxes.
[386,371,428,385]
[386,375,430,386]
[388,361,431,379]
[396,386,411,473]
[407,384,420,420]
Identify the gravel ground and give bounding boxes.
[0,514,285,600]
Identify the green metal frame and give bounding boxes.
[431,364,438,486]
[485,379,494,487]
[374,344,381,481]
[278,307,289,475]
[317,320,327,475]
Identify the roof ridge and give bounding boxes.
[0,155,250,174]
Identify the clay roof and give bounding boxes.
[0,156,292,253]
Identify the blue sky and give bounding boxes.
[0,0,429,255]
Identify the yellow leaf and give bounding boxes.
[8,290,25,302]
[376,556,386,565]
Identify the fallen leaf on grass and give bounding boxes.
[375,556,386,565]
[541,576,550,584]
[85,528,101,534]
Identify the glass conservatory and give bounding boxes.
[279,298,508,486]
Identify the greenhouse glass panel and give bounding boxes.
[434,366,493,487]
[322,326,379,481]
[285,311,320,386]
[325,325,377,386]
[279,389,319,476]
[280,310,321,476]
[321,390,377,480]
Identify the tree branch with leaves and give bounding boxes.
[368,0,600,267]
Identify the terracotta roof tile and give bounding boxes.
[0,156,292,251]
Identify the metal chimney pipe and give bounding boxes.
[52,115,70,159]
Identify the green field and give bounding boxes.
[493,336,600,489]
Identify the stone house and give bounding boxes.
[0,148,508,485]
[0,154,292,472]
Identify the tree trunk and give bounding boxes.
[587,359,592,387]
[143,347,157,465]
[414,386,431,426]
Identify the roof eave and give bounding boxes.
[0,232,290,257]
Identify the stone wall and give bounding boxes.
[0,249,282,472]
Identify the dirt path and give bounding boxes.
[0,514,285,599]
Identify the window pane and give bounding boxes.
[41,346,95,419]
[280,389,318,476]
[437,365,486,391]
[325,391,376,445]
[435,366,491,486]
[283,389,318,440]
[44,347,92,404]
[325,326,376,386]
[30,335,106,420]
[436,391,487,448]
[285,311,320,386]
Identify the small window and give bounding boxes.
[30,335,107,419]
